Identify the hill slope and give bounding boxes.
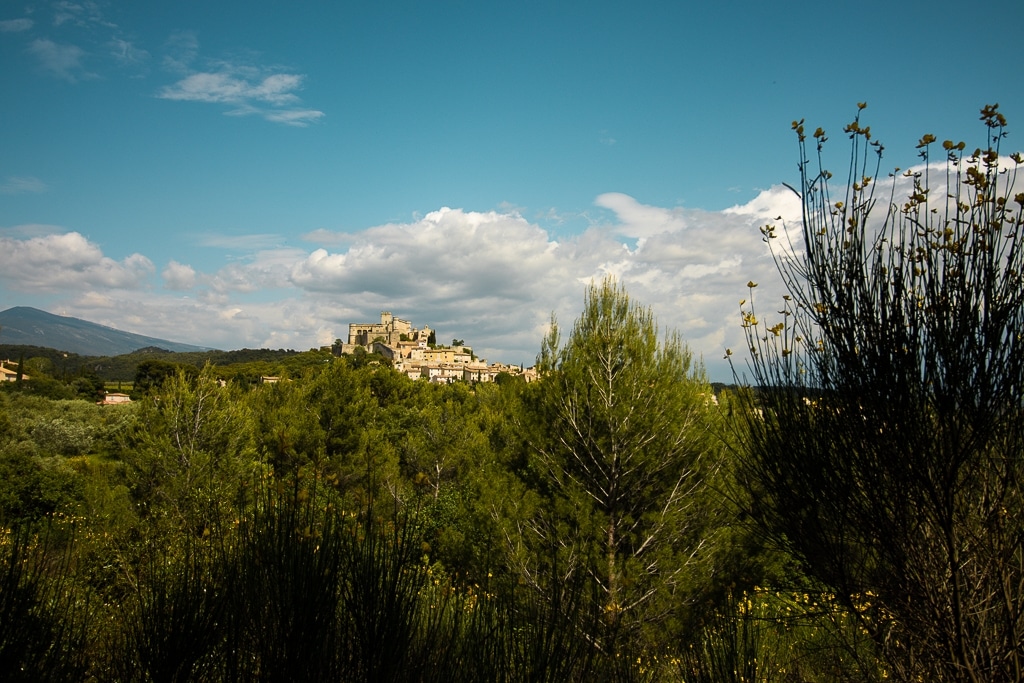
[0,306,214,356]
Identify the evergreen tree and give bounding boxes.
[517,277,720,652]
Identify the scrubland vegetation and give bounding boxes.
[2,106,1021,681]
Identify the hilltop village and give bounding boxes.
[336,312,536,384]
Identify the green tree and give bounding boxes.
[261,362,401,505]
[133,359,194,396]
[69,368,104,401]
[122,366,257,533]
[401,382,486,501]
[735,105,1024,681]
[23,357,55,379]
[517,277,720,651]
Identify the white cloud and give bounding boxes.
[723,183,803,222]
[156,39,324,127]
[61,294,343,352]
[53,1,105,28]
[264,108,325,126]
[0,231,154,292]
[291,207,569,302]
[162,261,196,290]
[163,246,309,298]
[595,192,687,238]
[159,71,302,105]
[283,201,785,378]
[27,38,93,81]
[0,196,792,378]
[0,18,33,32]
[205,251,300,294]
[8,149,1023,380]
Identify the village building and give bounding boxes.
[463,362,500,383]
[339,312,537,384]
[0,360,29,382]
[421,363,464,384]
[421,346,472,365]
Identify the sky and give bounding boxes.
[1,0,1022,382]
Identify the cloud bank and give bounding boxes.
[0,232,153,291]
[5,159,1017,381]
[0,189,800,379]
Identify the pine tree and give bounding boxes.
[519,277,719,651]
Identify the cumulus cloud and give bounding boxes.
[205,249,303,294]
[596,192,687,238]
[161,246,309,299]
[723,183,803,222]
[162,261,196,290]
[60,292,343,353]
[0,231,154,292]
[0,193,803,378]
[292,208,564,298]
[281,200,789,378]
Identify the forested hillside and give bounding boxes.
[0,344,332,391]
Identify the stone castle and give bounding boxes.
[348,311,431,348]
[339,311,535,384]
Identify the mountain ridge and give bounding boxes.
[0,306,216,357]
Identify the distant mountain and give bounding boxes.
[0,307,215,357]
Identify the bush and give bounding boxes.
[734,104,1024,681]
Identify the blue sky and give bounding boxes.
[2,0,1022,381]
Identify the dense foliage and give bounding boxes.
[0,281,789,682]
